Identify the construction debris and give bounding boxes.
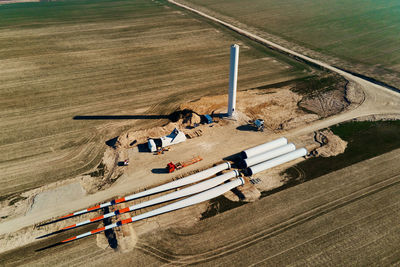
[185,129,203,139]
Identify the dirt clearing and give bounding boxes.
[0,0,312,200]
[27,183,86,215]
[0,74,350,253]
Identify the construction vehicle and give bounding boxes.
[118,159,129,166]
[252,119,264,132]
[166,156,203,173]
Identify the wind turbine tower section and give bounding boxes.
[228,44,239,117]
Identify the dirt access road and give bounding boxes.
[170,0,400,126]
[1,0,400,246]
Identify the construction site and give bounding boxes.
[0,42,348,249]
[1,0,400,265]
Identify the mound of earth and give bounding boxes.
[299,89,350,117]
[181,87,320,131]
[314,129,348,157]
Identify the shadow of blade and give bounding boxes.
[35,242,65,252]
[73,115,170,120]
[151,168,169,174]
[36,207,102,227]
[36,228,74,240]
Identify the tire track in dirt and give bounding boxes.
[136,174,400,265]
[251,202,400,266]
[180,176,400,265]
[137,242,181,263]
[135,149,400,264]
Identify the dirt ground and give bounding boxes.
[0,82,351,253]
[2,147,400,266]
[2,7,400,262]
[3,48,399,249]
[2,0,400,264]
[181,88,321,131]
[0,0,311,202]
[1,66,400,267]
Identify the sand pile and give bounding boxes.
[115,110,206,151]
[182,112,202,127]
[314,129,348,157]
[95,202,138,252]
[224,179,261,202]
[180,96,227,114]
[114,205,138,253]
[116,122,180,149]
[345,81,365,107]
[80,147,121,194]
[114,85,350,152]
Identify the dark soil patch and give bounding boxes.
[283,120,400,184]
[260,120,400,198]
[201,195,247,220]
[291,73,347,97]
[88,162,105,177]
[8,195,28,206]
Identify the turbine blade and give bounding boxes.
[48,163,230,226]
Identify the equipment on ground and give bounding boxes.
[241,137,288,159]
[123,159,129,166]
[203,114,213,124]
[154,147,170,155]
[166,156,203,173]
[148,128,187,152]
[45,162,230,224]
[247,148,307,176]
[59,178,244,244]
[39,170,240,237]
[252,119,265,132]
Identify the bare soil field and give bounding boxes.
[2,147,399,266]
[0,0,312,199]
[177,0,400,89]
[2,0,400,265]
[0,80,349,251]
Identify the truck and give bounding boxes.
[166,156,203,173]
